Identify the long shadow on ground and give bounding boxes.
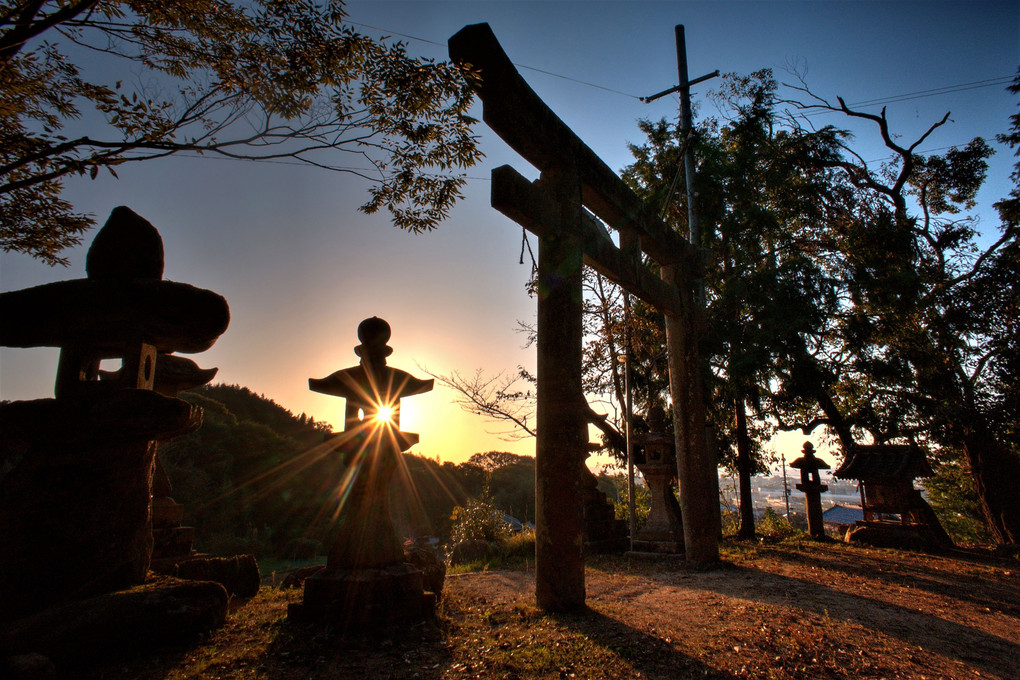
[689,562,1019,679]
[755,542,1020,616]
[554,607,740,680]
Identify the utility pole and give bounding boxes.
[623,291,635,552]
[782,452,791,519]
[641,26,721,565]
[641,26,718,250]
[675,25,703,250]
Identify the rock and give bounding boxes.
[404,546,446,594]
[449,539,494,565]
[279,565,326,590]
[175,555,261,598]
[0,577,227,666]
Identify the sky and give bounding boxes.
[1,1,1017,467]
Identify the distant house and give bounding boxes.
[823,504,864,535]
[501,513,534,532]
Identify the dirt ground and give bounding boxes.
[78,539,1018,680]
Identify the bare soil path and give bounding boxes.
[77,539,1018,680]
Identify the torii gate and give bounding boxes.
[449,24,718,612]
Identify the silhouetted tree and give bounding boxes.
[1,0,480,264]
[776,73,1020,544]
[622,71,844,538]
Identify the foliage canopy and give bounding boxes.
[1,0,481,264]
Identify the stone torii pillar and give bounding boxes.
[450,23,718,611]
[534,166,588,610]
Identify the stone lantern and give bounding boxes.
[630,406,684,554]
[290,317,435,625]
[789,441,830,539]
[0,206,229,622]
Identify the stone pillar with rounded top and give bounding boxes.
[289,317,436,627]
[790,441,830,539]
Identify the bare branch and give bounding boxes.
[421,366,537,441]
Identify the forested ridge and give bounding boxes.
[159,384,537,558]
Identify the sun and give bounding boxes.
[374,405,395,424]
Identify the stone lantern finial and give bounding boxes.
[354,316,393,365]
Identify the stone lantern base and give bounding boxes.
[287,563,436,627]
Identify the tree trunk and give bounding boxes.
[734,396,755,539]
[662,263,719,567]
[962,425,1020,546]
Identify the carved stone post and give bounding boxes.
[790,442,830,539]
[534,167,587,612]
[290,317,437,626]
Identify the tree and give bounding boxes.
[1,0,480,264]
[425,273,632,458]
[621,71,845,538]
[425,368,537,441]
[466,450,529,472]
[780,75,1020,545]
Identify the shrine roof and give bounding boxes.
[833,444,934,481]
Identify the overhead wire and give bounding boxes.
[163,21,1013,180]
[347,21,643,99]
[795,76,1015,118]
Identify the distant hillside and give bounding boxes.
[159,384,490,558]
[190,383,333,445]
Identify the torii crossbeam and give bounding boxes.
[449,23,718,612]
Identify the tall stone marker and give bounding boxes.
[289,317,437,626]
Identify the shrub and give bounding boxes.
[450,494,508,544]
[757,507,802,541]
[499,528,536,561]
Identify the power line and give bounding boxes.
[166,152,493,181]
[795,76,1015,117]
[348,21,642,100]
[348,20,1013,110]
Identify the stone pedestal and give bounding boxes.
[632,459,684,554]
[326,445,405,570]
[288,564,435,627]
[629,408,684,555]
[0,391,200,621]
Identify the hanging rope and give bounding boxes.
[519,227,538,273]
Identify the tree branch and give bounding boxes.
[0,0,98,63]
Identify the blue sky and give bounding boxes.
[1,0,1016,464]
